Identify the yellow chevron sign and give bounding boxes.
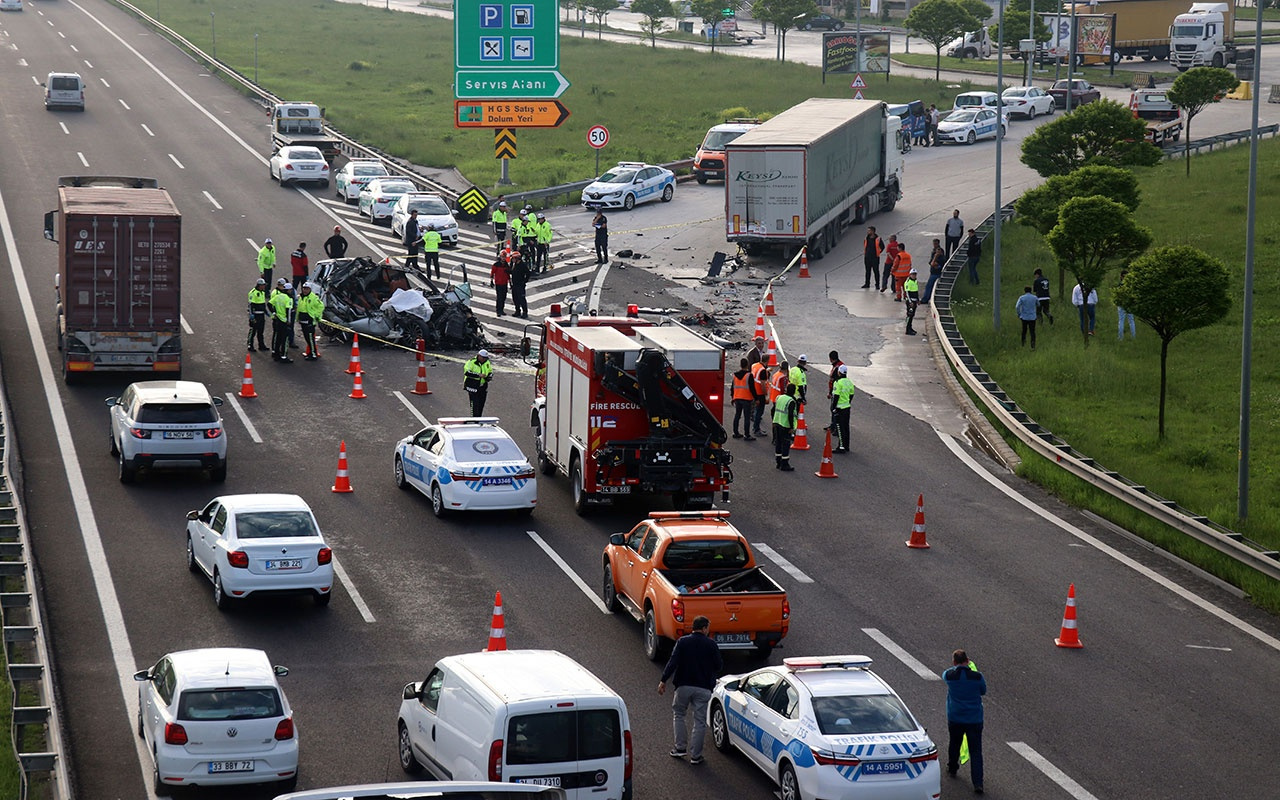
[494,128,517,159]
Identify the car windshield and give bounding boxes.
[377,182,415,194]
[450,436,525,463]
[234,510,320,540]
[409,197,452,215]
[660,538,749,569]
[1171,24,1203,37]
[944,111,978,123]
[702,130,747,150]
[136,403,216,424]
[178,688,282,721]
[811,694,918,735]
[289,148,324,161]
[955,96,986,107]
[353,165,387,176]
[598,169,638,184]
[1003,89,1027,98]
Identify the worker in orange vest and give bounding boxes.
[881,234,900,294]
[768,359,790,404]
[730,358,757,441]
[749,359,769,437]
[892,246,914,301]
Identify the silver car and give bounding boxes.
[390,192,460,247]
[106,381,227,484]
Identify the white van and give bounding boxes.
[398,650,632,800]
[45,72,85,110]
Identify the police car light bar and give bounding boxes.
[783,656,874,671]
[437,417,501,426]
[649,511,732,520]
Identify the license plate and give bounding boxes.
[514,777,562,787]
[714,633,752,644]
[265,559,303,570]
[597,485,631,495]
[861,761,906,775]
[481,476,513,486]
[163,431,194,439]
[208,760,254,774]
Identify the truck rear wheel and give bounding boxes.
[571,457,591,515]
[643,607,672,661]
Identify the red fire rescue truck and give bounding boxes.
[523,305,733,514]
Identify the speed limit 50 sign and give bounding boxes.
[587,125,610,149]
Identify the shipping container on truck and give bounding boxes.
[44,176,182,383]
[1048,0,1194,64]
[523,306,733,515]
[724,98,903,260]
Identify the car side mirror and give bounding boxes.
[212,397,224,407]
[609,533,626,546]
[723,679,740,692]
[105,397,118,407]
[404,682,421,700]
[43,211,57,242]
[186,510,199,521]
[274,665,289,677]
[133,669,150,682]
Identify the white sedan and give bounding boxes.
[269,146,330,187]
[581,161,675,211]
[135,648,298,795]
[1001,86,1055,119]
[709,656,940,800]
[390,192,460,247]
[185,494,335,609]
[393,417,536,517]
[358,177,417,223]
[935,108,1008,145]
[334,159,390,203]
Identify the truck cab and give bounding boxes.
[270,102,340,161]
[1170,2,1235,70]
[947,28,992,59]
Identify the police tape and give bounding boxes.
[317,319,536,373]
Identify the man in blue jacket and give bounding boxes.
[943,649,987,793]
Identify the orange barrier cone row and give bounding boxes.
[906,494,930,549]
[238,353,258,399]
[350,370,367,400]
[764,289,777,317]
[486,591,507,651]
[345,333,362,375]
[798,248,811,278]
[766,335,778,368]
[411,337,432,395]
[791,403,810,450]
[331,440,354,493]
[815,429,838,478]
[1055,584,1084,648]
[754,306,766,341]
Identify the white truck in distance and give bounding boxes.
[947,28,992,59]
[1170,2,1237,70]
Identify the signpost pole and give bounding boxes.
[595,148,600,177]
[500,158,511,185]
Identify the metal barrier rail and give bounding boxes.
[1161,124,1280,158]
[931,205,1280,583]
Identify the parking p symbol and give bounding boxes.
[480,4,502,28]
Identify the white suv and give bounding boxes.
[106,381,227,484]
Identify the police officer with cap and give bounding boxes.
[491,201,509,247]
[247,278,269,352]
[463,349,494,416]
[788,354,809,406]
[296,282,326,360]
[904,267,921,336]
[269,280,295,363]
[534,212,552,273]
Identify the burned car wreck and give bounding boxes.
[310,257,485,349]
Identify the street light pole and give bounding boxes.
[1027,0,1034,86]
[211,12,216,60]
[1066,1,1076,112]
[254,33,259,83]
[1239,0,1264,520]
[993,0,1005,330]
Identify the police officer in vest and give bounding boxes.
[269,280,295,363]
[904,268,921,336]
[491,201,508,249]
[534,212,552,273]
[788,354,809,406]
[463,349,494,416]
[772,384,798,471]
[421,223,443,280]
[247,278,268,352]
[830,365,855,453]
[296,282,326,360]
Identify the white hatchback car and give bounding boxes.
[359,177,417,223]
[581,161,675,211]
[134,648,298,795]
[390,193,460,247]
[709,656,940,800]
[185,494,335,609]
[334,159,389,203]
[1001,86,1055,119]
[106,381,227,484]
[393,417,536,517]
[270,146,330,187]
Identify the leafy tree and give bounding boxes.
[1167,67,1240,176]
[1020,99,1162,177]
[1045,196,1152,343]
[995,11,1050,54]
[1113,246,1231,438]
[633,0,677,47]
[752,0,817,61]
[905,0,979,79]
[582,0,621,38]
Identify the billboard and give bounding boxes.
[823,31,890,75]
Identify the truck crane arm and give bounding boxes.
[600,349,728,446]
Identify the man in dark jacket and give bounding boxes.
[943,649,987,794]
[403,209,420,269]
[657,616,722,765]
[323,225,348,260]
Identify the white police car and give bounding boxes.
[581,161,675,211]
[709,656,940,800]
[393,417,537,517]
[935,108,1008,145]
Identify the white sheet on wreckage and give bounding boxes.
[380,288,434,320]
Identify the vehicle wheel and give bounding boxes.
[571,457,590,515]
[137,706,145,738]
[118,452,137,484]
[213,571,230,610]
[394,456,409,490]
[623,194,636,211]
[779,762,801,800]
[1028,105,1037,119]
[109,432,119,457]
[755,641,774,657]
[1000,124,1007,138]
[695,174,708,185]
[602,564,620,613]
[314,591,332,608]
[1172,131,1181,142]
[643,607,671,661]
[966,130,976,145]
[710,702,733,752]
[399,721,424,774]
[1212,52,1223,68]
[1111,50,1122,65]
[1142,54,1154,62]
[269,166,276,182]
[538,448,555,476]
[1048,102,1055,115]
[336,186,344,200]
[321,180,330,188]
[210,459,227,483]
[186,536,197,573]
[661,184,674,202]
[430,483,448,518]
[279,775,298,793]
[153,762,171,797]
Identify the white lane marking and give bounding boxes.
[937,433,1280,653]
[118,98,130,110]
[58,30,64,38]
[588,259,609,313]
[393,391,431,427]
[83,59,93,68]
[861,628,942,681]
[59,122,69,135]
[179,314,192,334]
[330,556,376,623]
[221,392,262,444]
[31,75,40,85]
[1008,742,1101,800]
[168,153,184,169]
[100,77,109,88]
[202,190,221,210]
[527,531,610,614]
[70,44,78,52]
[141,124,154,137]
[1186,644,1232,652]
[751,542,814,583]
[246,237,260,250]
[76,152,88,167]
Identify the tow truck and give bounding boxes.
[1130,89,1183,146]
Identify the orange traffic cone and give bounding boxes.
[766,335,778,367]
[411,338,432,395]
[906,494,930,549]
[791,403,810,450]
[1054,584,1084,648]
[331,440,354,493]
[237,353,258,399]
[349,370,367,400]
[345,333,362,375]
[486,591,507,651]
[814,429,838,478]
[754,306,766,340]
[764,288,777,316]
[798,248,811,278]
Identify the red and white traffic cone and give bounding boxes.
[791,403,810,450]
[814,430,838,478]
[345,333,362,375]
[485,591,507,652]
[798,248,811,278]
[754,306,766,340]
[1054,584,1084,648]
[237,353,258,399]
[766,335,778,367]
[349,370,367,400]
[411,338,432,395]
[764,288,777,316]
[331,441,354,493]
[906,494,930,549]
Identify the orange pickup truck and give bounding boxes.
[602,511,790,661]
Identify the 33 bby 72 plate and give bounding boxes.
[208,760,254,773]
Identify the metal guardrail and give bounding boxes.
[1161,124,1280,158]
[931,206,1280,584]
[500,159,696,210]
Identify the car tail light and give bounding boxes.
[204,428,223,439]
[164,722,188,745]
[812,749,861,767]
[274,717,295,741]
[671,598,685,623]
[285,163,295,171]
[514,470,536,479]
[782,598,790,621]
[909,745,939,763]
[624,730,633,780]
[487,739,503,781]
[449,471,479,481]
[321,165,329,172]
[227,551,249,568]
[317,547,332,565]
[130,428,151,439]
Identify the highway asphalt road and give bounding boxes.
[0,3,1278,800]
